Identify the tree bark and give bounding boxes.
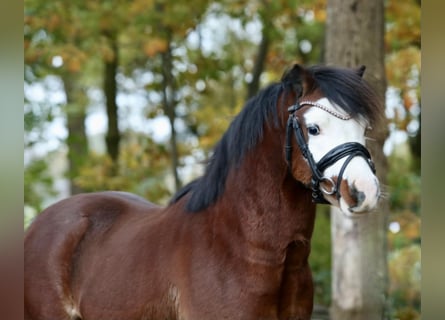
[246,7,271,101]
[246,30,270,100]
[103,32,121,164]
[62,72,88,195]
[325,0,389,319]
[161,40,182,191]
[154,1,182,192]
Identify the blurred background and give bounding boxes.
[24,0,420,319]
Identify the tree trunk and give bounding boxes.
[246,30,270,100]
[154,0,182,192]
[246,8,271,101]
[62,73,88,195]
[103,32,121,164]
[325,0,389,319]
[161,40,182,191]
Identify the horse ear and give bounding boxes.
[356,65,366,78]
[281,64,315,98]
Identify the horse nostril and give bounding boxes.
[356,191,366,207]
[351,184,366,207]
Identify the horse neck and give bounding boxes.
[214,130,316,264]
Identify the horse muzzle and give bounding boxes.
[323,157,380,215]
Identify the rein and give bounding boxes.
[285,101,376,204]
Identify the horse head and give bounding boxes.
[280,64,382,215]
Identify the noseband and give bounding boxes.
[285,101,376,204]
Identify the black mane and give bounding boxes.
[169,65,382,212]
[306,65,382,126]
[170,82,284,212]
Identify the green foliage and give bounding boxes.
[388,244,421,320]
[386,143,421,318]
[384,2,421,315]
[24,157,57,213]
[387,147,421,214]
[309,205,332,306]
[385,0,421,141]
[76,133,173,204]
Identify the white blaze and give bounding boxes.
[303,98,379,214]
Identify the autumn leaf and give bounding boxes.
[143,38,168,57]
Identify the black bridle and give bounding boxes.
[285,101,376,204]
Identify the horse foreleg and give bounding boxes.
[277,243,314,320]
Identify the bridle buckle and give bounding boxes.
[319,177,336,195]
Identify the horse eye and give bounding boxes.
[307,125,320,136]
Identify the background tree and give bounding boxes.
[384,1,421,317]
[325,0,388,319]
[385,0,421,174]
[25,1,92,195]
[24,0,420,317]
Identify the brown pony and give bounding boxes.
[25,64,382,320]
